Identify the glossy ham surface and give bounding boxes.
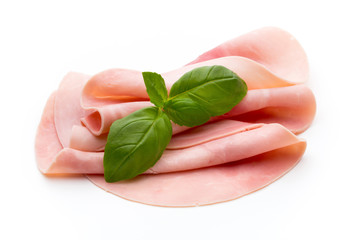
[35,27,316,206]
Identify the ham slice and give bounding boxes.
[35,92,104,174]
[88,141,305,207]
[80,84,315,145]
[35,92,63,173]
[81,57,315,136]
[37,103,303,175]
[188,26,309,83]
[35,27,316,206]
[80,28,312,136]
[147,121,304,174]
[54,72,90,147]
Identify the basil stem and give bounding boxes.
[142,72,168,108]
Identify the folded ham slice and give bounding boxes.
[81,56,314,136]
[89,141,305,207]
[35,27,316,206]
[37,101,303,175]
[188,26,309,83]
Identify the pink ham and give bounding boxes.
[69,125,107,152]
[81,57,315,136]
[81,102,153,135]
[35,92,63,173]
[37,103,304,175]
[188,26,309,83]
[54,72,90,147]
[79,28,312,136]
[35,91,103,174]
[146,121,304,174]
[88,141,305,207]
[35,27,316,206]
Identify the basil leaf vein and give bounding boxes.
[103,106,172,182]
[163,65,248,127]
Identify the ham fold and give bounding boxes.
[35,27,316,207]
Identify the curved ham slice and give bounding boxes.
[35,27,315,207]
[81,56,314,136]
[36,92,305,176]
[68,125,188,153]
[219,84,316,134]
[35,92,103,174]
[69,125,107,152]
[188,26,309,83]
[81,102,153,135]
[147,121,303,174]
[35,92,63,173]
[83,56,298,106]
[54,72,90,147]
[83,27,308,109]
[80,83,315,140]
[88,141,306,207]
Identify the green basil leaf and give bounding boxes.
[103,106,172,182]
[163,65,248,127]
[142,72,168,108]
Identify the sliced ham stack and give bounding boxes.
[35,27,316,207]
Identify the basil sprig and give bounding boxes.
[142,72,168,108]
[104,65,247,182]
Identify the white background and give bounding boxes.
[1,0,359,239]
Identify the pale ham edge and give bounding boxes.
[35,92,103,174]
[54,72,91,147]
[188,26,309,83]
[35,92,63,173]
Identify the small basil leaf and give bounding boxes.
[142,72,168,108]
[104,106,172,182]
[163,65,248,127]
